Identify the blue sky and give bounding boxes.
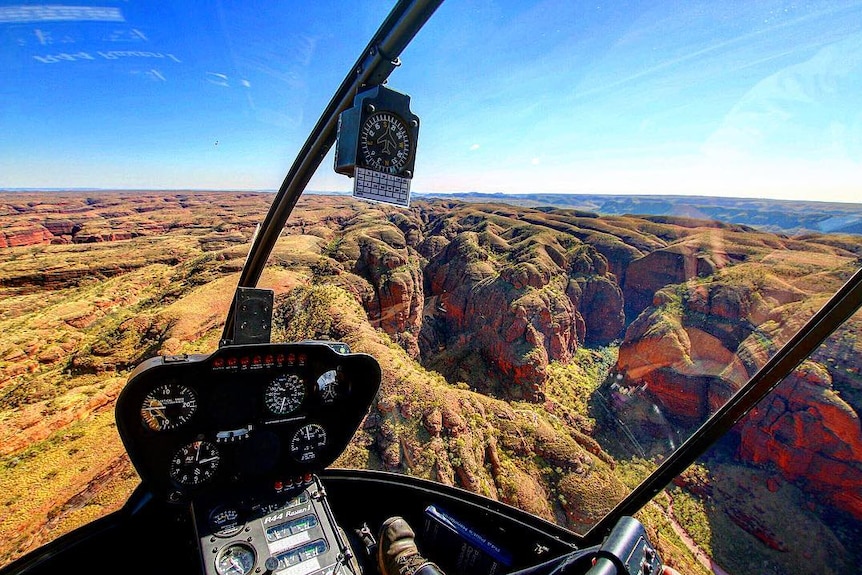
[1,0,860,202]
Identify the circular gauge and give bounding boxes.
[215,543,256,575]
[289,423,327,462]
[140,383,197,431]
[360,112,412,174]
[264,374,305,415]
[169,440,220,485]
[316,369,338,403]
[209,506,242,537]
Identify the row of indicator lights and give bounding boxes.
[273,474,314,492]
[212,353,309,370]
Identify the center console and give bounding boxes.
[194,476,361,575]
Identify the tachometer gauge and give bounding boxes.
[169,440,220,485]
[289,423,327,462]
[215,543,256,575]
[264,374,305,415]
[140,383,197,431]
[316,369,339,403]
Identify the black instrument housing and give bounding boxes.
[116,343,381,503]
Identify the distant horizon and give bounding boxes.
[2,187,862,208]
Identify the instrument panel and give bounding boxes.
[115,342,381,503]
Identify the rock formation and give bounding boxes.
[615,270,862,521]
[738,363,862,520]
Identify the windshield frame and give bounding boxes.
[220,0,443,342]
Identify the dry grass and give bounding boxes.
[1,192,860,572]
[0,407,134,565]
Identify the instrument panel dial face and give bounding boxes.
[170,440,220,485]
[215,543,256,575]
[141,383,198,431]
[360,112,411,174]
[289,423,327,462]
[316,369,338,403]
[264,374,305,415]
[209,506,243,537]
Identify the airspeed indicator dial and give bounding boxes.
[360,112,411,174]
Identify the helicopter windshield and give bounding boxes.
[1,2,861,574]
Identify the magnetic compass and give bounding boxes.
[359,112,412,175]
[335,85,419,180]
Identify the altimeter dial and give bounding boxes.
[141,383,197,431]
[169,440,220,485]
[264,374,305,415]
[360,112,411,174]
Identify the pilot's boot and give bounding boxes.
[378,516,445,575]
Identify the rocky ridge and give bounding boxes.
[2,192,861,569]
